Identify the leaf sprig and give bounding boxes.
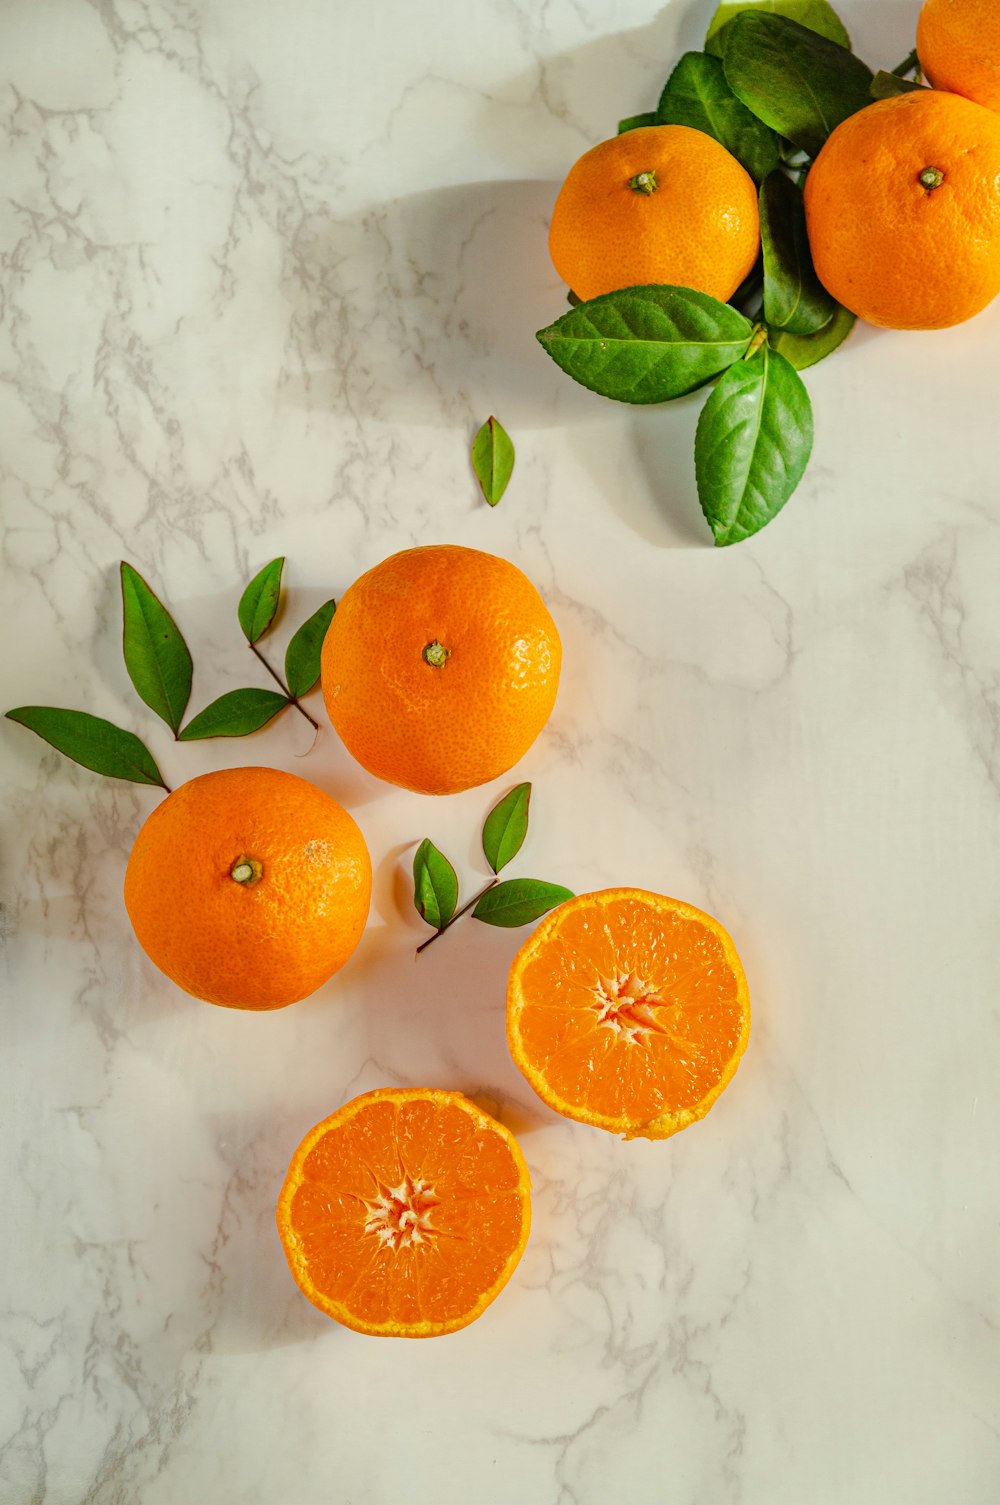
[413,782,573,955]
[6,558,335,787]
[536,0,933,544]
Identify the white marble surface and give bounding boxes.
[3,0,999,1500]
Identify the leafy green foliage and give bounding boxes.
[120,562,192,734]
[759,171,836,334]
[471,416,515,506]
[178,688,289,740]
[769,302,856,369]
[537,286,753,404]
[472,879,574,929]
[412,839,459,930]
[695,342,814,545]
[6,707,167,788]
[706,0,851,57]
[482,783,531,874]
[618,112,657,133]
[657,51,779,182]
[722,13,873,157]
[238,558,284,644]
[284,599,336,700]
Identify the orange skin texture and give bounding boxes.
[276,1089,532,1337]
[548,124,760,302]
[124,766,371,1010]
[321,544,561,796]
[507,888,751,1141]
[803,90,1000,329]
[918,0,1000,113]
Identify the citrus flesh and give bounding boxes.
[276,1089,532,1337]
[507,889,750,1140]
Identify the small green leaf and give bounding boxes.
[695,342,814,545]
[472,879,574,929]
[536,286,753,405]
[706,0,851,57]
[412,839,459,930]
[471,417,515,507]
[238,558,284,644]
[618,112,658,133]
[178,688,289,740]
[284,599,336,700]
[120,562,193,734]
[482,783,531,874]
[657,52,779,182]
[722,14,873,158]
[870,70,927,99]
[759,172,835,334]
[6,707,167,788]
[769,301,855,369]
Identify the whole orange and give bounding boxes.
[320,544,561,796]
[124,766,371,1009]
[548,124,759,303]
[918,0,1000,113]
[804,90,1000,329]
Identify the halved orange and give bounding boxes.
[507,889,750,1140]
[276,1089,531,1337]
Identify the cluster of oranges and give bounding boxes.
[549,0,1000,333]
[114,541,750,1338]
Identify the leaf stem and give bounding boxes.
[248,642,319,731]
[415,877,499,956]
[890,49,919,77]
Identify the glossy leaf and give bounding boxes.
[178,688,289,740]
[6,706,167,788]
[472,879,574,929]
[238,558,284,645]
[284,599,336,700]
[482,782,531,875]
[722,14,873,158]
[471,416,515,507]
[769,301,856,369]
[412,839,459,930]
[618,112,657,133]
[657,51,779,182]
[536,286,753,405]
[870,70,926,100]
[120,562,192,734]
[759,172,835,334]
[695,342,813,545]
[706,0,851,56]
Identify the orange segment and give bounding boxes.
[276,1089,531,1337]
[507,889,750,1141]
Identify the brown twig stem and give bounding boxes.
[415,877,499,956]
[248,641,319,731]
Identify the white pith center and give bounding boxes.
[592,972,667,1043]
[363,1174,439,1250]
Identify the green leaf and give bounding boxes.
[178,688,289,740]
[618,112,657,133]
[695,342,813,545]
[722,14,873,158]
[284,599,336,700]
[706,0,851,57]
[769,301,855,369]
[119,562,192,734]
[870,70,927,99]
[412,839,459,930]
[759,172,835,335]
[238,558,284,644]
[482,783,531,875]
[6,707,167,788]
[536,286,753,405]
[656,52,779,182]
[472,879,574,929]
[471,416,515,507]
